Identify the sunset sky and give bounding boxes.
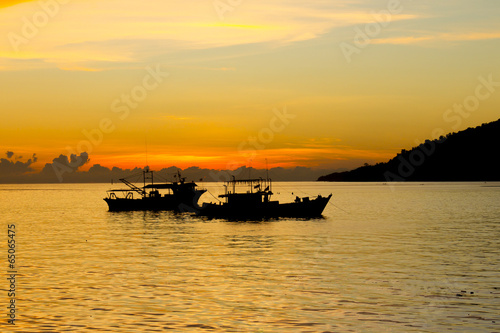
[1,0,499,172]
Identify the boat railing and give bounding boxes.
[107,190,137,199]
[223,177,272,195]
[106,169,206,201]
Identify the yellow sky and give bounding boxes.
[1,0,499,171]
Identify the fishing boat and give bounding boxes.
[104,168,206,212]
[198,177,332,219]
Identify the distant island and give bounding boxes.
[318,118,500,182]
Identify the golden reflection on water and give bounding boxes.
[0,182,499,332]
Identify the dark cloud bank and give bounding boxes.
[1,152,38,176]
[0,151,336,183]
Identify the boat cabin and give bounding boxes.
[219,177,273,204]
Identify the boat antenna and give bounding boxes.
[266,158,272,192]
[145,132,149,169]
[266,158,269,181]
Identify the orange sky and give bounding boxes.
[1,0,499,172]
[0,0,31,9]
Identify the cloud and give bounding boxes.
[39,152,90,181]
[0,0,419,71]
[371,32,500,45]
[46,152,89,169]
[0,151,36,176]
[0,150,334,183]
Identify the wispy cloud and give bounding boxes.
[158,115,193,121]
[0,0,420,71]
[372,31,500,45]
[173,65,236,71]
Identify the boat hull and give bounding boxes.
[198,194,332,219]
[104,191,205,212]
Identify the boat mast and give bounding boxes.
[177,169,184,184]
[266,158,269,191]
[143,166,153,189]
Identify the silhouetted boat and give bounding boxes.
[198,177,332,219]
[104,168,206,212]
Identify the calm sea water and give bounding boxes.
[1,182,499,332]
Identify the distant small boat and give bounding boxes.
[198,177,332,219]
[104,168,206,212]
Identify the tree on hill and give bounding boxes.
[318,119,500,182]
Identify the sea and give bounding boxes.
[1,182,499,332]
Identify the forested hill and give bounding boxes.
[318,119,500,182]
